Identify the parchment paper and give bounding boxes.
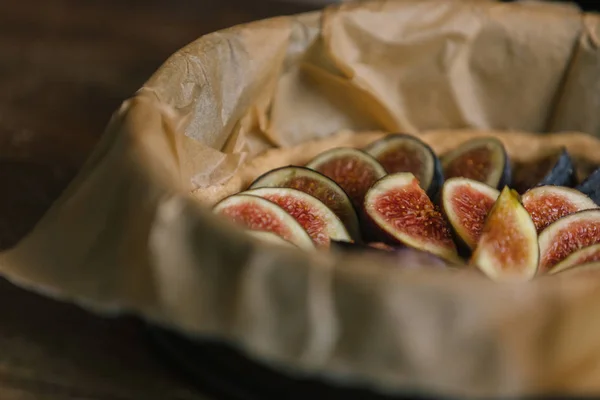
[2,0,600,398]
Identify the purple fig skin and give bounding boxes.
[441,137,511,190]
[576,166,600,205]
[364,133,445,201]
[513,147,576,193]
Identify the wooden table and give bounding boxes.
[0,1,319,398]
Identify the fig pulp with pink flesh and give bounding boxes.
[538,209,600,274]
[306,147,386,211]
[248,166,361,241]
[470,187,539,281]
[441,137,510,189]
[363,172,459,262]
[364,133,444,199]
[548,243,600,274]
[213,194,314,251]
[441,177,500,250]
[243,187,351,248]
[521,185,597,234]
[576,167,600,205]
[512,147,576,193]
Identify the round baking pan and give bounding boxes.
[145,325,583,400]
[145,325,447,400]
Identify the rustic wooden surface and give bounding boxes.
[0,0,319,398]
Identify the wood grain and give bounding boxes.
[0,0,318,398]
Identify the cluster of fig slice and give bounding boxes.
[213,133,600,281]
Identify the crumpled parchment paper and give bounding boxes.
[2,0,600,398]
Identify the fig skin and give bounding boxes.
[245,230,297,248]
[441,177,500,255]
[248,166,361,242]
[548,243,600,275]
[538,209,600,274]
[305,147,386,211]
[512,147,576,193]
[363,133,444,200]
[363,172,460,263]
[470,187,539,282]
[521,185,598,234]
[576,167,600,205]
[213,193,315,251]
[440,136,511,190]
[243,187,352,248]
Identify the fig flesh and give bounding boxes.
[576,167,600,205]
[548,243,600,274]
[521,185,598,234]
[441,177,500,250]
[213,194,314,251]
[248,166,361,241]
[363,172,459,262]
[538,209,600,273]
[243,187,351,248]
[306,147,386,210]
[364,133,444,199]
[512,147,576,193]
[470,187,539,281]
[245,230,296,248]
[441,137,510,189]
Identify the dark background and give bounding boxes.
[0,1,317,399]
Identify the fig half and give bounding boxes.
[441,177,500,250]
[248,166,361,241]
[521,185,598,234]
[548,243,600,275]
[243,187,351,248]
[576,167,600,205]
[441,137,510,189]
[470,187,539,281]
[213,194,314,251]
[306,147,386,211]
[364,133,444,199]
[512,147,576,193]
[538,209,600,273]
[363,172,459,262]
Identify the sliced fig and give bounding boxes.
[306,147,386,211]
[512,147,576,193]
[248,166,361,241]
[550,261,600,277]
[548,243,600,274]
[522,185,598,234]
[245,230,296,248]
[441,177,500,250]
[470,187,539,281]
[363,172,459,263]
[576,167,600,205]
[243,187,351,248]
[441,137,510,189]
[364,133,444,199]
[213,194,314,251]
[538,209,600,273]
